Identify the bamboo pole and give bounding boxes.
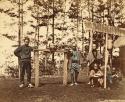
[104,33,108,89]
[63,52,68,85]
[34,50,39,87]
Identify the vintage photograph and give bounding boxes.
[0,0,125,102]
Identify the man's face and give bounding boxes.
[73,46,76,50]
[24,39,29,46]
[93,44,96,49]
[94,64,98,69]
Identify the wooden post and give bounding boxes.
[63,52,68,85]
[104,34,108,89]
[34,50,39,87]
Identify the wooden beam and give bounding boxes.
[34,49,66,53]
[63,52,68,85]
[33,49,68,86]
[84,21,125,36]
[34,50,39,87]
[104,34,108,89]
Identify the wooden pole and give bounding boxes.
[63,52,68,85]
[104,34,108,89]
[34,50,39,87]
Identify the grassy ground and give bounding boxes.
[0,70,125,102]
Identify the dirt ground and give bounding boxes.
[0,70,125,102]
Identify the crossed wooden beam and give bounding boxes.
[84,21,125,36]
[34,49,68,87]
[84,21,124,89]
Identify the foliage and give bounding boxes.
[5,65,19,78]
[85,0,125,46]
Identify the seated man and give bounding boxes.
[89,63,103,87]
[112,67,122,84]
[96,67,104,88]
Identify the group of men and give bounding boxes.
[14,37,121,89]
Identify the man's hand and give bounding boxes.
[87,62,90,67]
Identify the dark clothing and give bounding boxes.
[112,56,120,69]
[14,45,33,61]
[14,44,33,84]
[88,49,100,71]
[119,46,125,76]
[94,69,99,73]
[70,50,80,71]
[91,77,99,87]
[20,61,31,84]
[92,49,97,59]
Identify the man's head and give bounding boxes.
[72,44,77,50]
[24,37,30,46]
[94,63,98,69]
[112,67,116,71]
[93,44,96,49]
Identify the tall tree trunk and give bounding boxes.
[52,0,55,68]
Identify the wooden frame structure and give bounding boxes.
[84,21,125,36]
[84,21,125,89]
[33,20,125,88]
[34,49,68,87]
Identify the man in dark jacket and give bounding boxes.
[14,37,34,88]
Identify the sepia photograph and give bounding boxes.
[0,0,125,102]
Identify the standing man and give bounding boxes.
[87,44,98,71]
[69,44,81,86]
[14,37,34,88]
